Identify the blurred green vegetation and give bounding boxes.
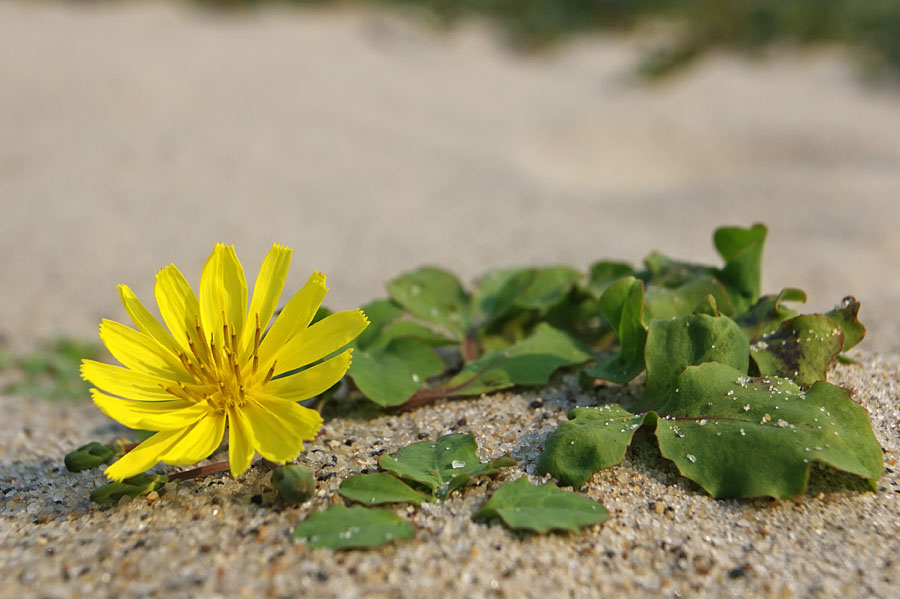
[1,338,102,401]
[192,0,900,78]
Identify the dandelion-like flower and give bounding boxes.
[81,243,368,480]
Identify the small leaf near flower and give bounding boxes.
[378,434,515,499]
[475,478,609,533]
[292,505,414,550]
[339,473,433,506]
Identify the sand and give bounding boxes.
[1,1,899,598]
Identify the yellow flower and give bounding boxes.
[81,243,368,481]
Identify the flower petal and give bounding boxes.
[238,243,292,357]
[104,429,188,481]
[99,319,191,382]
[118,284,179,355]
[199,244,247,350]
[242,394,323,463]
[91,389,209,431]
[256,271,327,370]
[81,359,185,402]
[228,407,256,478]
[159,412,226,466]
[155,264,206,358]
[269,310,368,377]
[264,349,352,401]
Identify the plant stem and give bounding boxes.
[461,330,481,362]
[167,460,231,481]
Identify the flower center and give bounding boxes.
[163,314,276,411]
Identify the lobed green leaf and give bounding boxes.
[338,473,433,506]
[642,313,749,411]
[537,404,647,488]
[349,338,445,407]
[378,433,515,499]
[444,323,592,396]
[713,223,767,314]
[474,478,609,533]
[655,362,883,498]
[291,505,414,550]
[750,314,844,386]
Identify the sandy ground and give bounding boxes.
[1,1,899,598]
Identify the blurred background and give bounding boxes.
[2,0,899,387]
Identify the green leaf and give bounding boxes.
[644,275,735,320]
[584,261,635,298]
[443,324,592,397]
[582,277,647,384]
[471,268,537,327]
[292,505,414,550]
[734,288,807,341]
[474,478,609,533]
[513,267,581,313]
[374,320,457,349]
[378,433,516,499]
[537,405,647,487]
[713,224,767,314]
[473,266,581,327]
[387,267,469,339]
[348,338,445,407]
[750,315,844,386]
[642,314,749,410]
[338,473,433,506]
[353,299,405,349]
[655,362,883,498]
[825,296,866,351]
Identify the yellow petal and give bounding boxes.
[269,310,368,377]
[199,244,247,350]
[264,349,352,401]
[81,359,184,402]
[91,389,209,431]
[99,320,191,382]
[117,285,179,355]
[256,271,327,370]
[159,412,226,466]
[104,429,188,481]
[228,407,256,478]
[238,243,292,356]
[242,394,323,463]
[155,264,206,358]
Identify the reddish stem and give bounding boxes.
[461,331,481,362]
[167,460,231,481]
